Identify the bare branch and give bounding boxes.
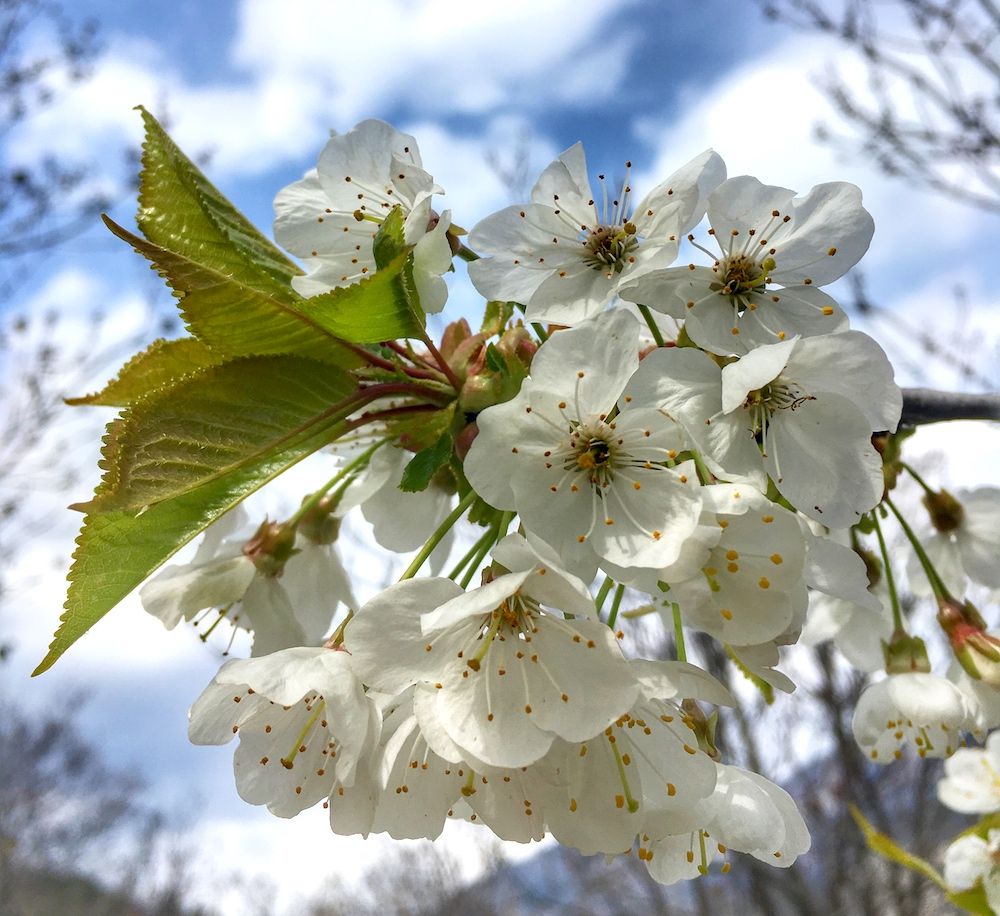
[900,386,1000,425]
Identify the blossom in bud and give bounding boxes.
[907,486,1000,597]
[188,647,373,817]
[944,830,1000,913]
[457,325,536,414]
[938,598,1000,688]
[937,731,1000,815]
[468,145,725,326]
[852,672,975,763]
[620,177,873,355]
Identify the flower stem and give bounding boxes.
[456,243,480,262]
[637,304,665,347]
[418,328,462,392]
[672,602,687,662]
[399,490,477,581]
[899,461,936,498]
[595,576,615,616]
[870,509,904,633]
[607,584,625,630]
[459,532,495,589]
[285,440,385,529]
[691,452,714,485]
[448,525,497,581]
[884,495,952,601]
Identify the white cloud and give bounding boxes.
[631,33,990,279]
[5,0,638,184]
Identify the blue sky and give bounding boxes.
[2,1,999,912]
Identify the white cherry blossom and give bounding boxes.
[468,144,725,325]
[328,687,467,841]
[641,764,810,883]
[907,486,1000,597]
[662,485,808,646]
[620,176,873,354]
[140,508,353,654]
[345,538,639,769]
[944,830,1000,913]
[539,699,718,856]
[273,119,448,304]
[852,672,975,763]
[625,331,901,527]
[465,310,703,574]
[188,647,372,817]
[938,731,1000,814]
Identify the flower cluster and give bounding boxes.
[99,117,998,893]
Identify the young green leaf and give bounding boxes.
[135,105,301,288]
[79,354,358,514]
[65,337,226,407]
[33,404,358,676]
[399,432,454,493]
[299,250,425,343]
[103,216,363,367]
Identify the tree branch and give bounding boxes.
[900,387,1000,425]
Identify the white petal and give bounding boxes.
[765,393,884,528]
[720,339,797,414]
[140,555,255,630]
[784,330,901,433]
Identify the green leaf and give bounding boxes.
[65,337,226,407]
[79,354,357,514]
[849,805,948,890]
[372,205,407,270]
[400,432,454,493]
[301,250,425,343]
[135,105,301,288]
[33,402,356,676]
[103,216,363,367]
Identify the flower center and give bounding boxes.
[567,425,618,487]
[711,253,775,301]
[582,222,639,274]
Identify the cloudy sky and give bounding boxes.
[2,1,998,912]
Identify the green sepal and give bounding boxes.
[948,886,994,915]
[372,205,407,270]
[77,355,357,514]
[849,805,948,891]
[400,432,454,493]
[103,216,363,367]
[65,337,226,407]
[480,301,515,336]
[135,105,301,288]
[484,342,504,372]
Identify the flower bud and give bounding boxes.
[294,495,343,546]
[242,520,297,576]
[922,488,965,533]
[937,597,1000,687]
[439,318,472,362]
